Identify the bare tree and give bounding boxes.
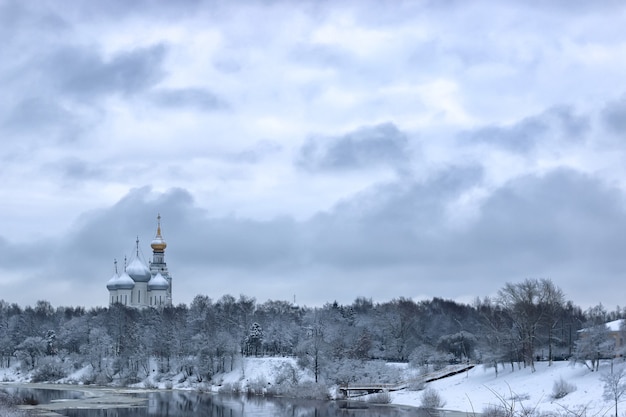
[602,367,626,417]
[296,319,327,383]
[539,279,565,365]
[498,279,560,371]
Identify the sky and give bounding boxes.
[1,0,626,310]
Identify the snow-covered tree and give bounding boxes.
[572,321,613,371]
[409,344,454,372]
[437,331,477,362]
[83,327,114,377]
[244,322,264,356]
[45,330,57,356]
[378,298,420,361]
[15,336,46,369]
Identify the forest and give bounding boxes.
[0,278,623,386]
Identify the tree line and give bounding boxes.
[0,278,623,385]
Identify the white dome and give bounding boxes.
[126,258,151,282]
[117,271,135,290]
[106,273,119,291]
[148,272,169,290]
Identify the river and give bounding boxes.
[1,384,452,417]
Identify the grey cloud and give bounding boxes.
[53,157,104,182]
[518,0,626,14]
[0,40,165,148]
[302,168,626,305]
[2,97,84,143]
[601,95,626,135]
[40,0,205,22]
[60,187,197,270]
[45,44,166,98]
[4,97,68,128]
[289,43,352,69]
[8,166,626,308]
[445,169,626,302]
[176,216,299,268]
[149,87,228,111]
[213,60,241,74]
[465,169,626,264]
[230,140,282,164]
[296,123,411,172]
[44,187,300,304]
[0,1,67,40]
[0,236,52,270]
[460,106,589,153]
[306,165,484,267]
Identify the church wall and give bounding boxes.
[118,288,132,306]
[132,282,149,307]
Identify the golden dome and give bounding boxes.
[150,214,167,252]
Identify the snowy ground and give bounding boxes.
[1,358,621,415]
[218,358,620,415]
[393,360,616,416]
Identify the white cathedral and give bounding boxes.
[106,215,173,308]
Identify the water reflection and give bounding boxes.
[1,386,84,404]
[62,392,434,417]
[7,387,437,417]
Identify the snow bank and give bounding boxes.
[392,360,616,415]
[218,357,313,387]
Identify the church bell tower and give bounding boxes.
[149,214,173,305]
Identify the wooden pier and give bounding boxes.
[338,364,474,397]
[338,383,406,397]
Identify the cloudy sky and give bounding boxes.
[1,0,626,310]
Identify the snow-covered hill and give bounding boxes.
[393,360,617,415]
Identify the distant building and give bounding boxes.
[577,318,625,357]
[605,319,625,354]
[106,215,173,308]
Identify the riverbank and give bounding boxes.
[1,383,151,415]
[1,358,621,416]
[2,383,420,417]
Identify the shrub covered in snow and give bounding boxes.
[143,380,158,389]
[31,357,67,382]
[367,390,391,404]
[282,381,330,400]
[246,376,268,395]
[218,382,241,394]
[406,378,425,391]
[551,376,576,399]
[273,362,300,385]
[482,404,510,417]
[420,387,446,408]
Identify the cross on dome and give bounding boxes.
[151,213,167,252]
